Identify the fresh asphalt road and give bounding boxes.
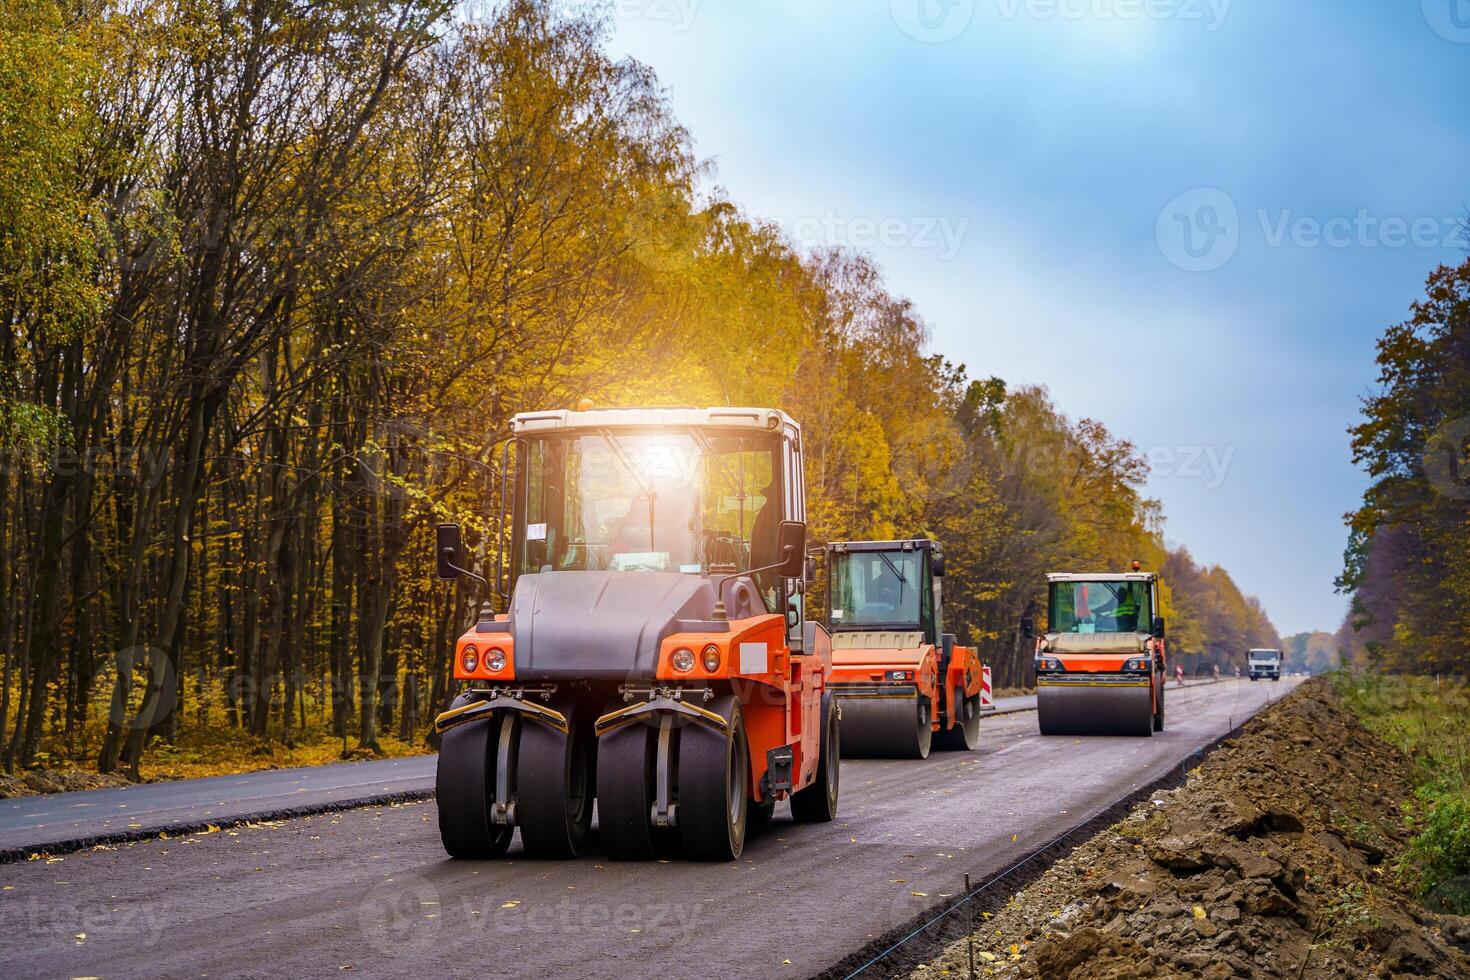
[0,680,1223,860]
[0,678,1298,979]
[0,755,438,859]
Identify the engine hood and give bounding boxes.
[508,571,740,680]
[1046,632,1150,655]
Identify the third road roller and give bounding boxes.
[1025,563,1167,737]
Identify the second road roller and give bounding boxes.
[1024,563,1167,737]
[431,406,839,862]
[823,538,986,758]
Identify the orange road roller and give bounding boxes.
[823,539,985,759]
[1025,566,1167,737]
[432,407,839,861]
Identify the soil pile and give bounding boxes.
[0,769,134,799]
[914,680,1470,978]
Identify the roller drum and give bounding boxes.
[1037,681,1153,737]
[836,696,932,759]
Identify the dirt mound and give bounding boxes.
[915,680,1470,978]
[0,768,134,799]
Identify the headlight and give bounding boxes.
[486,648,507,673]
[1035,657,1062,672]
[1123,658,1150,672]
[461,645,479,673]
[672,648,696,672]
[701,644,722,672]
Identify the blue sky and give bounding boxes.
[606,0,1470,635]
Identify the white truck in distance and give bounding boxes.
[1248,648,1282,681]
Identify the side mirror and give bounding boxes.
[776,521,807,578]
[1021,617,1035,639]
[436,523,463,580]
[805,556,817,582]
[786,604,800,629]
[931,552,946,578]
[1152,616,1166,637]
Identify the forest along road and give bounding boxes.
[0,680,1226,860]
[0,678,1299,979]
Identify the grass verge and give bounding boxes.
[1335,673,1470,914]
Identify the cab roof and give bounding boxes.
[1047,572,1158,583]
[512,407,799,439]
[827,539,938,553]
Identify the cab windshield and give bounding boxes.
[830,550,925,629]
[518,430,780,583]
[1048,580,1151,634]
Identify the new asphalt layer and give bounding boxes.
[0,677,1296,978]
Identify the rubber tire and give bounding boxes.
[436,714,515,859]
[678,696,749,861]
[595,722,659,861]
[936,687,981,751]
[516,705,594,859]
[791,693,840,824]
[1153,677,1165,732]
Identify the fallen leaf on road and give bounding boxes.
[1192,905,1207,920]
[911,892,927,897]
[501,900,521,909]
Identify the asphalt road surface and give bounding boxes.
[0,681,1224,860]
[0,755,438,859]
[0,677,1298,979]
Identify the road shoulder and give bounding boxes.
[912,679,1470,978]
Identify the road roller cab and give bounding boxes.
[1027,569,1167,736]
[432,407,839,862]
[823,539,986,759]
